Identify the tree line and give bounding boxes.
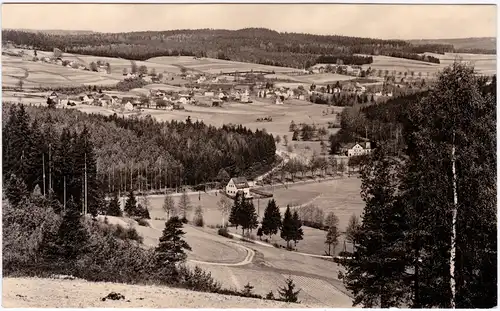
[3,28,456,69]
[2,104,276,207]
[338,63,496,308]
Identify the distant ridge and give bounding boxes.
[4,28,96,35]
[408,37,496,52]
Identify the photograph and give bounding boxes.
[1,2,497,308]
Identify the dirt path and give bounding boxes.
[189,241,255,267]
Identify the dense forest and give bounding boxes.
[2,28,456,68]
[2,104,277,212]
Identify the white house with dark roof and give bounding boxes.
[340,142,372,157]
[226,177,251,198]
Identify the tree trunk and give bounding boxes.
[450,136,458,308]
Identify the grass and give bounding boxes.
[360,53,496,77]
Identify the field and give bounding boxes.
[147,56,300,74]
[360,53,496,77]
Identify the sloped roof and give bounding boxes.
[231,177,249,189]
[341,142,371,150]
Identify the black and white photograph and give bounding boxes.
[1,2,497,308]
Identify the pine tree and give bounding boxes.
[229,191,245,230]
[278,276,301,303]
[155,216,192,281]
[177,189,191,221]
[280,206,295,249]
[340,145,409,308]
[241,283,254,297]
[291,210,303,247]
[107,192,122,216]
[261,199,282,240]
[124,190,137,216]
[240,199,258,235]
[162,193,176,219]
[5,174,29,206]
[43,197,89,265]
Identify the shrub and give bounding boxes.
[181,217,189,224]
[136,218,150,227]
[178,265,221,292]
[217,228,233,239]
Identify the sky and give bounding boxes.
[1,3,497,40]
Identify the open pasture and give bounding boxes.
[2,55,123,88]
[361,53,496,77]
[147,56,300,74]
[424,52,496,76]
[121,99,338,139]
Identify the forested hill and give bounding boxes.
[2,104,276,205]
[3,28,452,67]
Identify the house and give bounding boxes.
[340,142,372,157]
[218,92,228,100]
[275,95,284,105]
[178,97,188,105]
[298,94,305,101]
[124,102,134,111]
[204,91,215,97]
[225,177,251,198]
[197,76,207,84]
[212,98,223,107]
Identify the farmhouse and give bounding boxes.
[226,177,251,198]
[341,141,372,157]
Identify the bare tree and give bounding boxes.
[217,195,232,227]
[162,193,176,219]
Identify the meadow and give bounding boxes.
[360,53,496,77]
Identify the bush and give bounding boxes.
[181,217,189,224]
[136,218,150,227]
[217,228,233,239]
[178,265,221,292]
[193,216,204,227]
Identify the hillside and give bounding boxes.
[3,28,455,68]
[3,277,327,308]
[408,37,496,53]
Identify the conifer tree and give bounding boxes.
[155,216,192,281]
[107,192,122,216]
[124,190,137,216]
[242,283,255,297]
[229,191,245,230]
[340,145,409,308]
[280,206,295,249]
[5,174,29,207]
[43,197,89,265]
[291,210,303,247]
[278,276,301,303]
[261,199,282,240]
[240,198,259,235]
